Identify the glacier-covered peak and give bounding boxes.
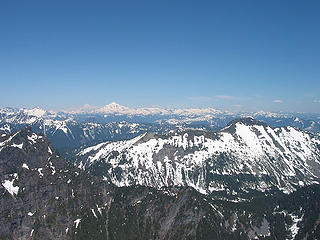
[24,107,47,117]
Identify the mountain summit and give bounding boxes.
[75,119,320,196]
[97,102,131,114]
[62,102,226,116]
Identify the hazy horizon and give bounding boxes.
[2,101,320,115]
[1,1,319,113]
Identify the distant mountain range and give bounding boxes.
[1,104,320,153]
[65,102,226,116]
[0,106,177,151]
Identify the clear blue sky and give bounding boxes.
[1,0,320,112]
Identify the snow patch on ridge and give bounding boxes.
[2,173,19,196]
[74,218,81,228]
[11,143,23,149]
[22,163,29,170]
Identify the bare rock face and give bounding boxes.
[0,127,112,239]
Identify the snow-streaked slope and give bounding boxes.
[0,107,171,149]
[75,118,320,195]
[0,127,60,197]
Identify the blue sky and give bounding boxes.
[1,0,320,112]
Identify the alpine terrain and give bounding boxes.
[1,104,320,154]
[75,118,320,198]
[1,116,320,239]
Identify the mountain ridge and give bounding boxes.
[2,127,320,239]
[75,119,320,197]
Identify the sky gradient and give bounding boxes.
[1,0,320,112]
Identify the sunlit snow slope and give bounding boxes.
[75,118,320,196]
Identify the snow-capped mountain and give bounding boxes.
[75,118,320,196]
[0,107,178,150]
[3,127,320,239]
[64,102,225,116]
[1,105,320,154]
[58,103,320,132]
